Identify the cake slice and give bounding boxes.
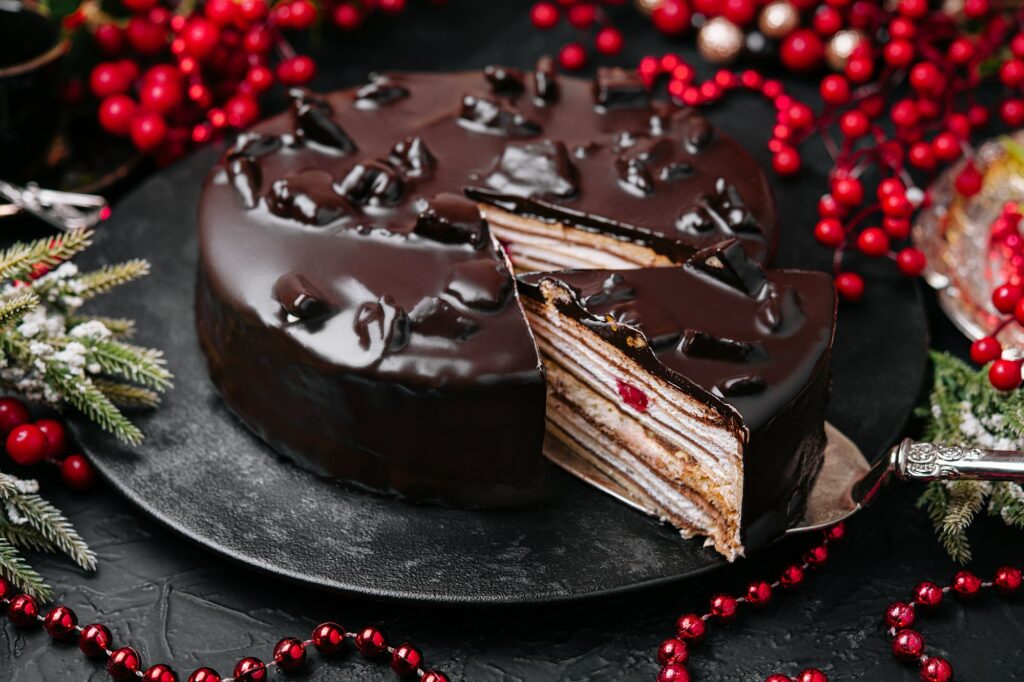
[518,241,836,559]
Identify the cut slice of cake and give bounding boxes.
[518,240,836,559]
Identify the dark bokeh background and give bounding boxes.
[3,1,1024,680]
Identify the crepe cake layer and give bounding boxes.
[519,241,837,559]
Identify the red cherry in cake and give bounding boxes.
[616,380,649,413]
[7,424,49,465]
[0,398,30,437]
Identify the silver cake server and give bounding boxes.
[0,180,108,231]
[545,423,1024,536]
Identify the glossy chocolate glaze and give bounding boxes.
[519,241,836,544]
[196,67,779,507]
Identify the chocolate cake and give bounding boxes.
[519,242,836,559]
[195,65,802,523]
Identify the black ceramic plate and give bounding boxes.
[67,141,927,605]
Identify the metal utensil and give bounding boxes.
[0,180,107,231]
[545,423,1024,536]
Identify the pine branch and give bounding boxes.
[0,293,38,330]
[917,482,950,525]
[79,339,172,391]
[7,493,96,571]
[74,260,151,301]
[0,535,50,600]
[93,379,162,409]
[67,316,135,338]
[936,481,990,564]
[0,473,20,500]
[0,230,92,283]
[45,366,144,446]
[0,523,58,554]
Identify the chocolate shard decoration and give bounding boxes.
[582,273,637,306]
[594,67,649,110]
[272,272,334,323]
[680,111,714,153]
[290,88,357,153]
[354,74,410,108]
[684,239,768,297]
[226,155,261,209]
[676,178,763,238]
[267,169,352,226]
[483,140,578,199]
[444,259,513,311]
[413,193,489,248]
[484,65,526,95]
[354,295,409,360]
[679,330,767,363]
[335,161,406,207]
[230,132,283,158]
[533,56,559,103]
[409,296,479,341]
[388,136,436,179]
[458,94,542,138]
[715,374,767,397]
[615,156,655,197]
[660,161,694,182]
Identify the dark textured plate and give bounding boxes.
[67,133,927,604]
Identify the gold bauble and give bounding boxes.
[826,29,866,71]
[697,17,744,65]
[758,1,799,39]
[635,0,663,15]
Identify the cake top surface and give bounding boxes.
[198,67,778,387]
[519,241,837,430]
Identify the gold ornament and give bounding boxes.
[635,0,663,15]
[758,1,799,39]
[697,17,744,65]
[826,29,866,71]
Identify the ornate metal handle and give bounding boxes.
[0,181,107,231]
[891,439,1024,481]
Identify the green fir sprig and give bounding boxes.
[916,351,1024,562]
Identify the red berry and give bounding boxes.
[333,3,363,29]
[1002,99,1024,127]
[722,0,756,25]
[845,55,874,83]
[835,272,864,302]
[883,217,911,240]
[287,0,317,28]
[239,0,269,22]
[140,81,182,115]
[530,2,560,29]
[205,0,237,25]
[931,132,960,162]
[910,62,943,95]
[6,424,49,466]
[908,142,935,170]
[378,0,406,13]
[33,418,67,459]
[963,0,988,16]
[709,593,738,620]
[896,248,926,276]
[246,65,274,93]
[948,37,975,65]
[952,570,982,598]
[920,657,953,682]
[183,18,220,59]
[785,103,814,130]
[814,218,844,248]
[884,602,916,629]
[990,359,1022,391]
[130,112,168,152]
[773,146,801,175]
[955,162,983,197]
[890,99,919,128]
[122,0,158,13]
[993,284,1022,313]
[892,629,925,661]
[994,566,1023,595]
[242,25,273,53]
[558,43,587,71]
[812,5,842,35]
[0,398,30,437]
[819,75,850,105]
[652,0,691,35]
[225,95,259,128]
[567,3,596,27]
[657,638,689,665]
[94,24,126,55]
[819,194,844,219]
[883,39,915,68]
[595,27,624,55]
[971,336,1002,364]
[832,177,864,206]
[90,62,130,98]
[780,29,824,73]
[277,55,316,85]
[61,454,97,491]
[675,613,705,643]
[126,17,166,55]
[839,110,869,139]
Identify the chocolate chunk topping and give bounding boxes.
[230,132,282,158]
[290,89,357,153]
[594,67,649,110]
[715,374,767,397]
[684,239,768,297]
[533,56,559,103]
[335,161,406,207]
[354,74,410,108]
[272,273,332,322]
[267,169,352,226]
[615,156,655,197]
[582,273,637,306]
[484,65,526,95]
[483,140,578,199]
[677,178,763,239]
[458,94,542,138]
[681,112,714,153]
[226,155,261,209]
[413,193,489,248]
[409,296,479,341]
[389,136,436,179]
[680,330,767,363]
[756,284,805,334]
[445,259,513,311]
[354,295,409,357]
[660,162,694,182]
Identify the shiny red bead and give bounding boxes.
[273,637,307,670]
[7,424,50,466]
[187,668,220,682]
[913,581,944,608]
[7,593,38,627]
[952,570,982,599]
[765,675,791,682]
[746,581,772,607]
[920,656,953,682]
[892,629,925,661]
[824,522,845,542]
[994,566,1022,595]
[355,626,387,657]
[709,594,738,621]
[312,621,346,654]
[885,602,916,629]
[657,637,689,666]
[108,646,142,680]
[657,663,690,682]
[422,673,450,682]
[143,664,178,682]
[675,613,705,643]
[804,544,829,567]
[780,564,805,589]
[391,642,423,677]
[990,358,1023,391]
[797,669,828,682]
[80,623,113,656]
[233,657,266,682]
[43,605,77,639]
[971,337,1002,365]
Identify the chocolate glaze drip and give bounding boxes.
[290,89,357,153]
[459,94,543,138]
[267,169,352,226]
[272,272,332,323]
[680,330,767,363]
[226,155,261,209]
[484,140,578,200]
[389,137,435,179]
[413,193,489,248]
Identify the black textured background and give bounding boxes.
[3,1,1024,679]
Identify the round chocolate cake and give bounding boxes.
[195,64,823,556]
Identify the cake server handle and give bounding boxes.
[0,180,108,231]
[890,439,1024,482]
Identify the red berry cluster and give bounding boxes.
[0,577,449,681]
[883,566,1023,682]
[655,523,845,682]
[0,397,95,491]
[529,1,627,71]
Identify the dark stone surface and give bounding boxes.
[0,1,1020,679]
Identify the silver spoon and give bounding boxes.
[0,180,108,231]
